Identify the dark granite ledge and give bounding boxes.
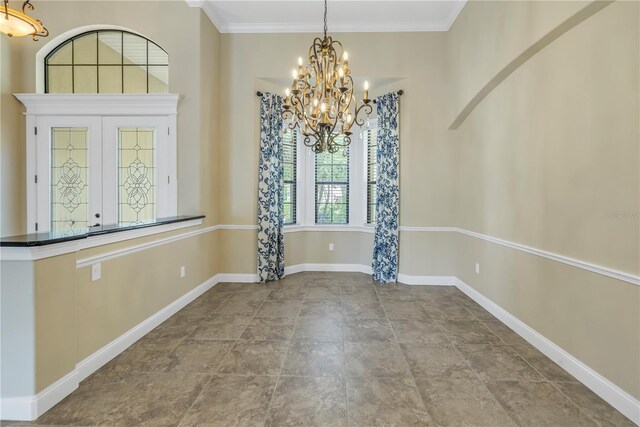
[0,215,205,247]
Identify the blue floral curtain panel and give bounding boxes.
[372,92,400,283]
[257,93,285,282]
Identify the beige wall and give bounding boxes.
[450,0,639,275]
[74,230,219,362]
[447,0,592,123]
[0,0,638,411]
[448,0,639,399]
[0,0,224,397]
[0,1,216,236]
[0,37,26,235]
[217,31,454,273]
[219,31,452,226]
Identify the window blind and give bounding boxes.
[315,136,349,224]
[282,129,297,225]
[366,127,378,224]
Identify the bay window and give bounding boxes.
[282,120,378,229]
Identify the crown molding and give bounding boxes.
[187,1,466,34]
[13,94,182,116]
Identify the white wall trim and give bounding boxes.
[1,219,205,262]
[14,94,182,116]
[188,1,466,34]
[1,265,637,424]
[0,272,255,421]
[453,227,639,286]
[454,278,640,425]
[216,224,258,230]
[284,225,374,234]
[75,222,212,268]
[398,226,457,232]
[215,273,259,283]
[396,274,456,286]
[3,224,637,285]
[445,0,467,30]
[285,263,373,275]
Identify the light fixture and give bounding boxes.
[0,0,48,40]
[282,0,372,153]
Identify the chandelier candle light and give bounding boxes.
[0,0,48,40]
[282,0,372,153]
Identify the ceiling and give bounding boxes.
[186,1,466,33]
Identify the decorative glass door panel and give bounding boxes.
[101,116,171,227]
[50,128,89,233]
[36,116,102,234]
[118,127,156,225]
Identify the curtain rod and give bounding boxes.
[257,89,403,100]
[372,90,403,104]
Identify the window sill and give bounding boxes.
[283,224,374,234]
[0,215,204,261]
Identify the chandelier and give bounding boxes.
[282,0,372,153]
[0,0,48,40]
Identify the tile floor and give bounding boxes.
[2,272,634,427]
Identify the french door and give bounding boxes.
[35,115,171,234]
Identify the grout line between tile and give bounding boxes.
[376,284,432,422]
[262,283,307,425]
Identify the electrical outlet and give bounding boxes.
[329,243,334,251]
[475,262,480,274]
[91,263,101,282]
[180,266,186,278]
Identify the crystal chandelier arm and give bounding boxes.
[280,0,372,153]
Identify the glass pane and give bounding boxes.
[47,66,72,93]
[332,164,348,182]
[283,163,294,182]
[123,66,147,93]
[148,66,168,93]
[73,66,98,93]
[123,33,147,65]
[51,128,89,234]
[98,31,123,64]
[315,184,348,224]
[98,65,122,93]
[314,141,349,224]
[118,128,156,225]
[48,42,72,65]
[148,42,168,65]
[73,33,97,64]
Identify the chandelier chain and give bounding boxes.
[323,0,328,39]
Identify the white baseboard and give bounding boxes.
[0,273,237,422]
[397,274,456,285]
[2,268,637,425]
[215,273,260,283]
[75,275,221,383]
[285,263,372,275]
[454,278,640,425]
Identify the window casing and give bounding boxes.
[45,30,168,94]
[285,122,377,229]
[282,129,298,225]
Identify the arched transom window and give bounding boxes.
[45,30,168,94]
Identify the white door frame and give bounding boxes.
[35,116,102,233]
